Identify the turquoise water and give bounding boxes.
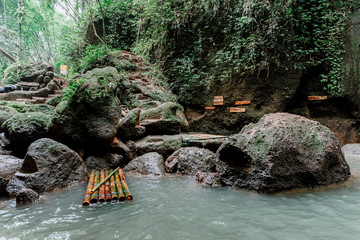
[0,155,360,240]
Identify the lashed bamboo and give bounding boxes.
[115,171,126,201]
[110,170,118,201]
[91,167,120,193]
[90,171,100,203]
[82,170,95,206]
[105,170,111,202]
[98,170,105,203]
[119,169,133,200]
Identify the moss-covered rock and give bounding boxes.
[216,113,351,193]
[49,67,122,152]
[0,106,18,128]
[2,62,53,85]
[1,112,50,155]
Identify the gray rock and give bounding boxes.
[43,76,52,85]
[16,188,39,204]
[140,102,189,135]
[135,135,182,159]
[6,138,88,196]
[196,172,221,186]
[124,152,165,176]
[0,133,12,155]
[216,113,351,193]
[117,108,146,140]
[85,156,109,171]
[165,147,216,175]
[0,155,23,195]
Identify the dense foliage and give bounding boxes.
[1,0,358,100]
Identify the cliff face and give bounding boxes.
[180,8,360,146]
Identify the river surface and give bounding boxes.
[1,147,360,240]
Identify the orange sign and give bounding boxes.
[205,107,215,110]
[230,107,246,113]
[308,96,327,101]
[214,96,223,99]
[214,101,224,106]
[235,101,251,105]
[213,98,224,102]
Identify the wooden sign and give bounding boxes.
[214,96,223,99]
[205,107,215,110]
[213,101,224,106]
[308,96,328,101]
[235,101,251,105]
[230,107,246,113]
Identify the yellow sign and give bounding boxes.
[230,107,246,113]
[60,65,69,76]
[214,96,223,99]
[205,107,216,110]
[235,101,251,105]
[308,96,327,101]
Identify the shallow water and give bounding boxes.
[1,154,360,240]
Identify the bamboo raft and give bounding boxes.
[82,168,133,206]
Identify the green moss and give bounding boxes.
[2,112,50,134]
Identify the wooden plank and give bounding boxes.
[308,96,327,101]
[235,101,251,105]
[213,101,224,106]
[205,106,215,110]
[214,96,223,99]
[230,107,246,113]
[213,98,224,102]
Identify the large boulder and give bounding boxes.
[0,155,23,195]
[134,135,183,159]
[124,152,165,176]
[216,113,351,193]
[117,108,146,140]
[1,112,50,155]
[6,138,88,196]
[165,147,216,175]
[49,67,122,152]
[139,102,189,135]
[85,154,124,171]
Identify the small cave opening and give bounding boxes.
[218,145,251,170]
[21,155,38,173]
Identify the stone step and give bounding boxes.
[54,90,64,95]
[15,98,36,104]
[47,94,62,98]
[31,97,47,104]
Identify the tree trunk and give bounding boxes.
[2,0,6,26]
[18,0,24,61]
[0,47,16,62]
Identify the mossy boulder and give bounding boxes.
[49,67,122,152]
[140,102,189,135]
[216,113,351,193]
[1,112,50,156]
[2,62,53,85]
[0,106,18,128]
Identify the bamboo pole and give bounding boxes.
[90,171,100,203]
[98,170,105,203]
[110,171,118,201]
[82,170,95,206]
[119,169,133,200]
[91,167,120,193]
[105,170,111,202]
[115,171,126,201]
